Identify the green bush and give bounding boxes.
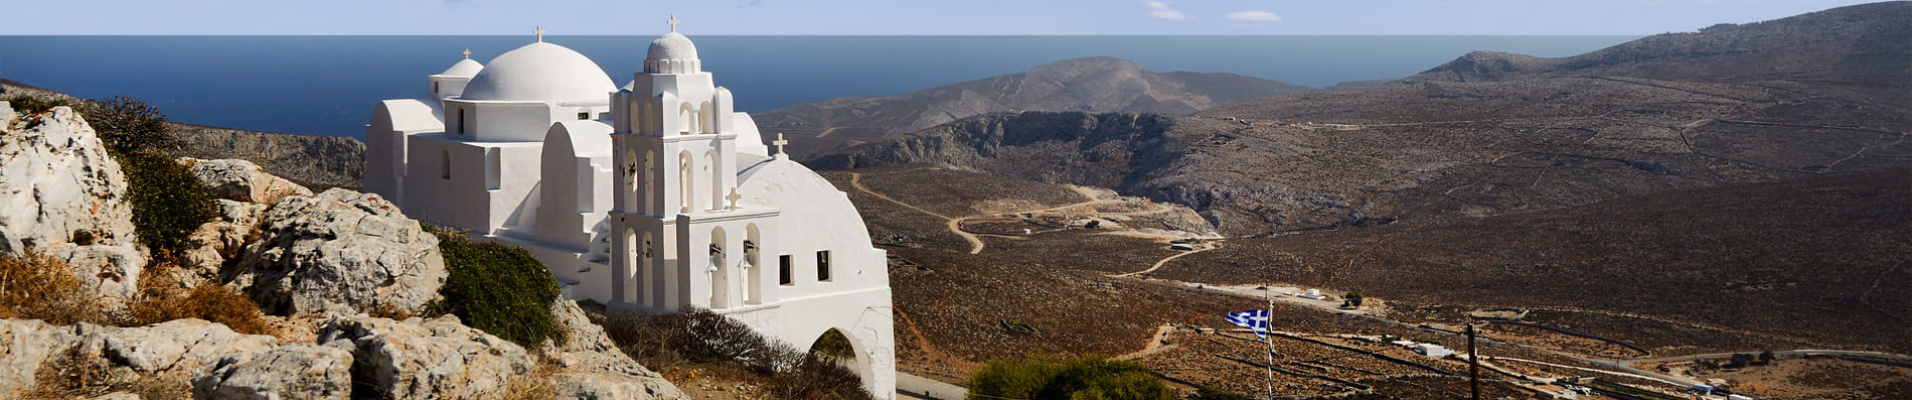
[4,95,69,115]
[115,150,217,258]
[968,355,1176,400]
[427,226,564,348]
[76,96,179,155]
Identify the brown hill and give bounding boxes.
[1409,1,1912,86]
[813,3,1912,237]
[755,57,1311,159]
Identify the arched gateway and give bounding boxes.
[361,19,895,398]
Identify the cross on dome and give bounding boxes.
[462,49,471,60]
[535,26,545,42]
[667,15,680,32]
[772,133,789,156]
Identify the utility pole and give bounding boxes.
[1467,323,1482,400]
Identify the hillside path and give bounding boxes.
[848,172,987,254]
[1114,241,1222,278]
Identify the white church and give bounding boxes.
[362,21,895,397]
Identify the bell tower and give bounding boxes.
[609,18,749,311]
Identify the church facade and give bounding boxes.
[362,24,895,397]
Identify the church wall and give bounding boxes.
[737,165,890,300]
[536,121,614,250]
[723,287,896,399]
[401,135,541,234]
[468,102,555,142]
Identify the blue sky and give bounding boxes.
[2,0,1889,35]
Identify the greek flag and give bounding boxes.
[1226,309,1270,338]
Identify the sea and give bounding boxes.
[0,36,1636,140]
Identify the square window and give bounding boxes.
[816,251,831,282]
[779,255,793,286]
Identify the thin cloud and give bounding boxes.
[1146,1,1193,21]
[1226,10,1283,23]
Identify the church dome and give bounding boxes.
[647,32,699,61]
[436,59,484,78]
[461,42,615,105]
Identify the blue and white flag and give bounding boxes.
[1226,309,1270,338]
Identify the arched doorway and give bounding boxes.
[806,327,876,394]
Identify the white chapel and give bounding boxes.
[362,21,895,397]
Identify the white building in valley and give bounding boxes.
[362,22,895,397]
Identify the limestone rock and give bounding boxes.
[193,343,353,400]
[542,301,688,400]
[175,199,267,289]
[91,319,278,375]
[0,319,84,396]
[0,106,145,300]
[181,157,312,204]
[318,315,533,400]
[229,188,445,316]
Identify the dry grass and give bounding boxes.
[0,254,112,325]
[127,259,277,336]
[23,346,190,400]
[491,361,562,400]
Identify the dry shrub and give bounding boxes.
[594,308,874,400]
[0,254,110,325]
[125,258,276,335]
[24,346,190,400]
[128,283,276,336]
[492,361,561,400]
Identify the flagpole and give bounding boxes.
[1264,289,1276,400]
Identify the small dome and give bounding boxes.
[462,42,615,105]
[436,59,484,78]
[647,32,699,61]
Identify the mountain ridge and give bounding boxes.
[754,57,1312,159]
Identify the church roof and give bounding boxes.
[435,59,484,78]
[647,32,699,62]
[462,42,615,105]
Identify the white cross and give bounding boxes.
[535,26,545,42]
[725,188,742,210]
[667,15,680,33]
[462,49,471,60]
[772,133,789,156]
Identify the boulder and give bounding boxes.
[318,315,533,400]
[193,344,353,400]
[542,301,688,400]
[0,106,144,300]
[229,188,445,316]
[174,199,267,289]
[0,319,85,396]
[90,319,278,375]
[181,158,312,204]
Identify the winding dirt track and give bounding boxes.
[848,172,986,254]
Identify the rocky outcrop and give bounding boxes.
[173,199,267,289]
[543,301,688,400]
[319,315,533,400]
[0,318,276,397]
[194,344,354,400]
[0,319,83,395]
[93,319,279,375]
[228,188,445,316]
[183,158,313,204]
[0,104,144,301]
[173,124,364,191]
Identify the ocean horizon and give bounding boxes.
[0,35,1637,140]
